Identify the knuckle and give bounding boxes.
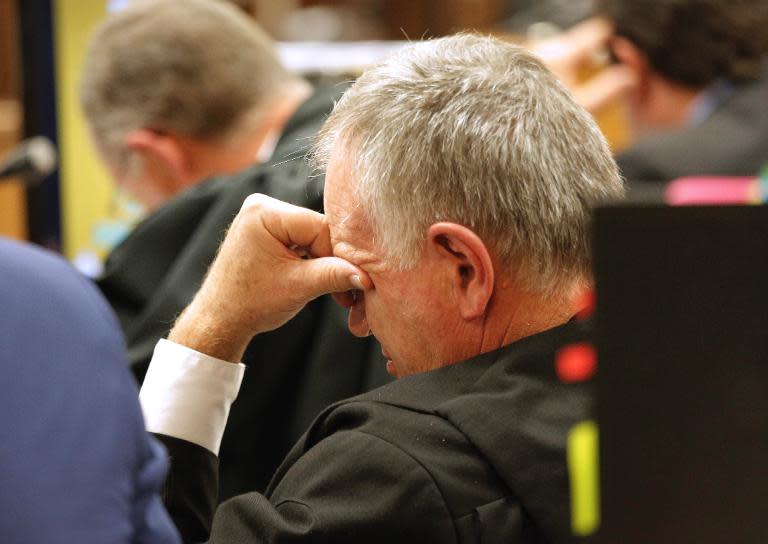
[309,263,341,295]
[326,267,346,292]
[241,193,270,213]
[238,194,274,231]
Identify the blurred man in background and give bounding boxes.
[537,0,768,183]
[598,0,768,183]
[81,0,388,501]
[81,0,310,211]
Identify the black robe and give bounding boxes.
[157,321,592,543]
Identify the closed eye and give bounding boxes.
[332,289,362,309]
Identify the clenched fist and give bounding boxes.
[169,194,370,362]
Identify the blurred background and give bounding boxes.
[0,0,625,272]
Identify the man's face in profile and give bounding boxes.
[323,147,463,379]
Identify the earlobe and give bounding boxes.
[427,223,495,321]
[124,129,192,182]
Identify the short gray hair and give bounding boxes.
[80,0,300,168]
[314,34,624,295]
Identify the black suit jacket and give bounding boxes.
[98,86,390,500]
[617,71,768,184]
[157,321,592,543]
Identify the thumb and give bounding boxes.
[296,256,369,300]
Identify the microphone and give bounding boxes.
[0,136,57,184]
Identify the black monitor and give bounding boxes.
[593,205,768,543]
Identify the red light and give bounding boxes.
[556,342,597,383]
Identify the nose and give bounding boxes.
[347,291,371,337]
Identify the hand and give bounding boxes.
[529,17,637,114]
[168,194,370,362]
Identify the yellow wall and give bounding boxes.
[53,0,113,259]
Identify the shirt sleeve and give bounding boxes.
[139,339,245,455]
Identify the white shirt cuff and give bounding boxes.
[139,338,245,455]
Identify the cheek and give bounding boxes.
[364,267,440,342]
[361,286,405,342]
[371,284,431,342]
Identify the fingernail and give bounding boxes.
[350,274,364,290]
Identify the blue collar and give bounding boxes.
[687,78,736,125]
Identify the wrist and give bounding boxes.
[168,299,251,363]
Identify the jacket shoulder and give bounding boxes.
[618,77,768,183]
[277,386,524,534]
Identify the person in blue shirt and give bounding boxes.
[0,237,178,543]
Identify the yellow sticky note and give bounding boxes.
[568,420,600,536]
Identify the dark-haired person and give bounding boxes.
[597,0,768,182]
[536,2,768,183]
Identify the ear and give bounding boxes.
[427,222,495,321]
[124,129,192,182]
[610,36,651,99]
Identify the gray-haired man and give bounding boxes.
[140,34,623,542]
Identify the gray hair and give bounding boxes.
[314,34,624,295]
[80,0,301,169]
